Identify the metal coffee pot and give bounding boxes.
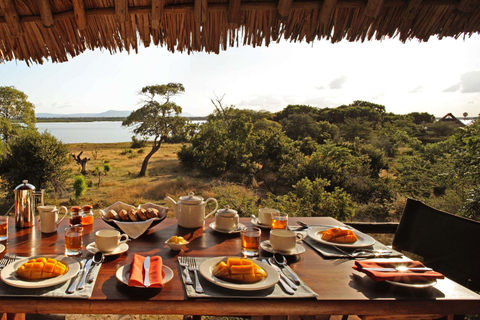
[14,180,44,228]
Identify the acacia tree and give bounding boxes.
[122,83,187,177]
[0,86,36,144]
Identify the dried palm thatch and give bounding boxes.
[0,0,478,65]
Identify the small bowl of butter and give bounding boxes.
[165,236,189,250]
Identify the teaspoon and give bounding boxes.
[273,253,300,285]
[87,251,105,283]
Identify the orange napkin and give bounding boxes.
[353,261,444,283]
[128,254,164,288]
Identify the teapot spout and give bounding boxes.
[164,196,177,208]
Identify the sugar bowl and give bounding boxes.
[214,206,239,232]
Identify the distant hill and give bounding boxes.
[36,110,199,118]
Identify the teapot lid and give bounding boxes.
[178,192,204,204]
[217,205,237,216]
[15,180,35,191]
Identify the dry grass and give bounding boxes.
[59,142,214,217]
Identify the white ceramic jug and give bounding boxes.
[215,205,239,231]
[37,205,68,233]
[165,192,218,228]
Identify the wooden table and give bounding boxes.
[0,217,479,319]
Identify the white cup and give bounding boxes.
[258,208,279,225]
[37,205,68,233]
[269,229,304,252]
[95,229,129,252]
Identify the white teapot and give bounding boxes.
[165,192,218,228]
[215,205,239,231]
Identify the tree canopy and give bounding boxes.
[0,86,36,143]
[123,83,187,177]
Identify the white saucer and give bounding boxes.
[260,240,306,255]
[87,242,129,256]
[209,222,245,234]
[251,218,271,229]
[0,244,4,254]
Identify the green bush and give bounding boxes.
[0,130,69,194]
[73,175,87,199]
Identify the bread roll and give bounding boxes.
[118,209,129,221]
[127,209,138,221]
[146,208,159,219]
[137,208,148,220]
[107,209,119,220]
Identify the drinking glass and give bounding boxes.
[271,212,288,230]
[65,225,83,256]
[241,227,261,257]
[0,216,8,241]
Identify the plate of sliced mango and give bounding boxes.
[199,256,279,291]
[307,226,376,248]
[0,255,80,288]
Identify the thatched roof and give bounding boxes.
[0,0,479,65]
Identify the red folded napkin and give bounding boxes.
[353,261,444,283]
[128,254,164,288]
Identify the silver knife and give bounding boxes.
[362,267,433,272]
[67,259,86,294]
[262,259,294,295]
[143,256,150,288]
[267,258,298,290]
[77,258,93,290]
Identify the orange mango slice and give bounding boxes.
[321,227,358,243]
[212,258,267,284]
[16,257,68,280]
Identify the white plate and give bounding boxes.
[260,240,306,256]
[199,256,279,291]
[209,222,245,234]
[307,226,376,248]
[0,255,80,289]
[385,279,437,288]
[116,264,173,287]
[251,218,271,229]
[86,242,129,256]
[0,244,4,254]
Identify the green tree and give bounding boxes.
[280,113,338,143]
[0,130,69,195]
[0,86,36,143]
[122,83,187,177]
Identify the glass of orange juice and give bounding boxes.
[271,212,288,230]
[241,227,261,257]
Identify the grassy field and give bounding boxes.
[60,142,208,216]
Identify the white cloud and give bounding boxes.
[460,71,480,93]
[409,86,423,93]
[329,76,347,89]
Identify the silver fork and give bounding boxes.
[0,254,9,269]
[178,254,193,285]
[188,257,204,293]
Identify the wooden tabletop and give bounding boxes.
[0,216,479,317]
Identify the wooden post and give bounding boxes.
[227,0,241,26]
[364,0,384,18]
[0,0,23,37]
[72,0,87,30]
[277,0,293,20]
[194,0,208,23]
[151,0,164,29]
[39,0,54,28]
[115,0,129,23]
[319,0,337,25]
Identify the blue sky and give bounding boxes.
[1,34,480,118]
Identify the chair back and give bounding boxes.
[393,199,480,291]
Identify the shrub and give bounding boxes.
[130,136,147,148]
[73,175,87,199]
